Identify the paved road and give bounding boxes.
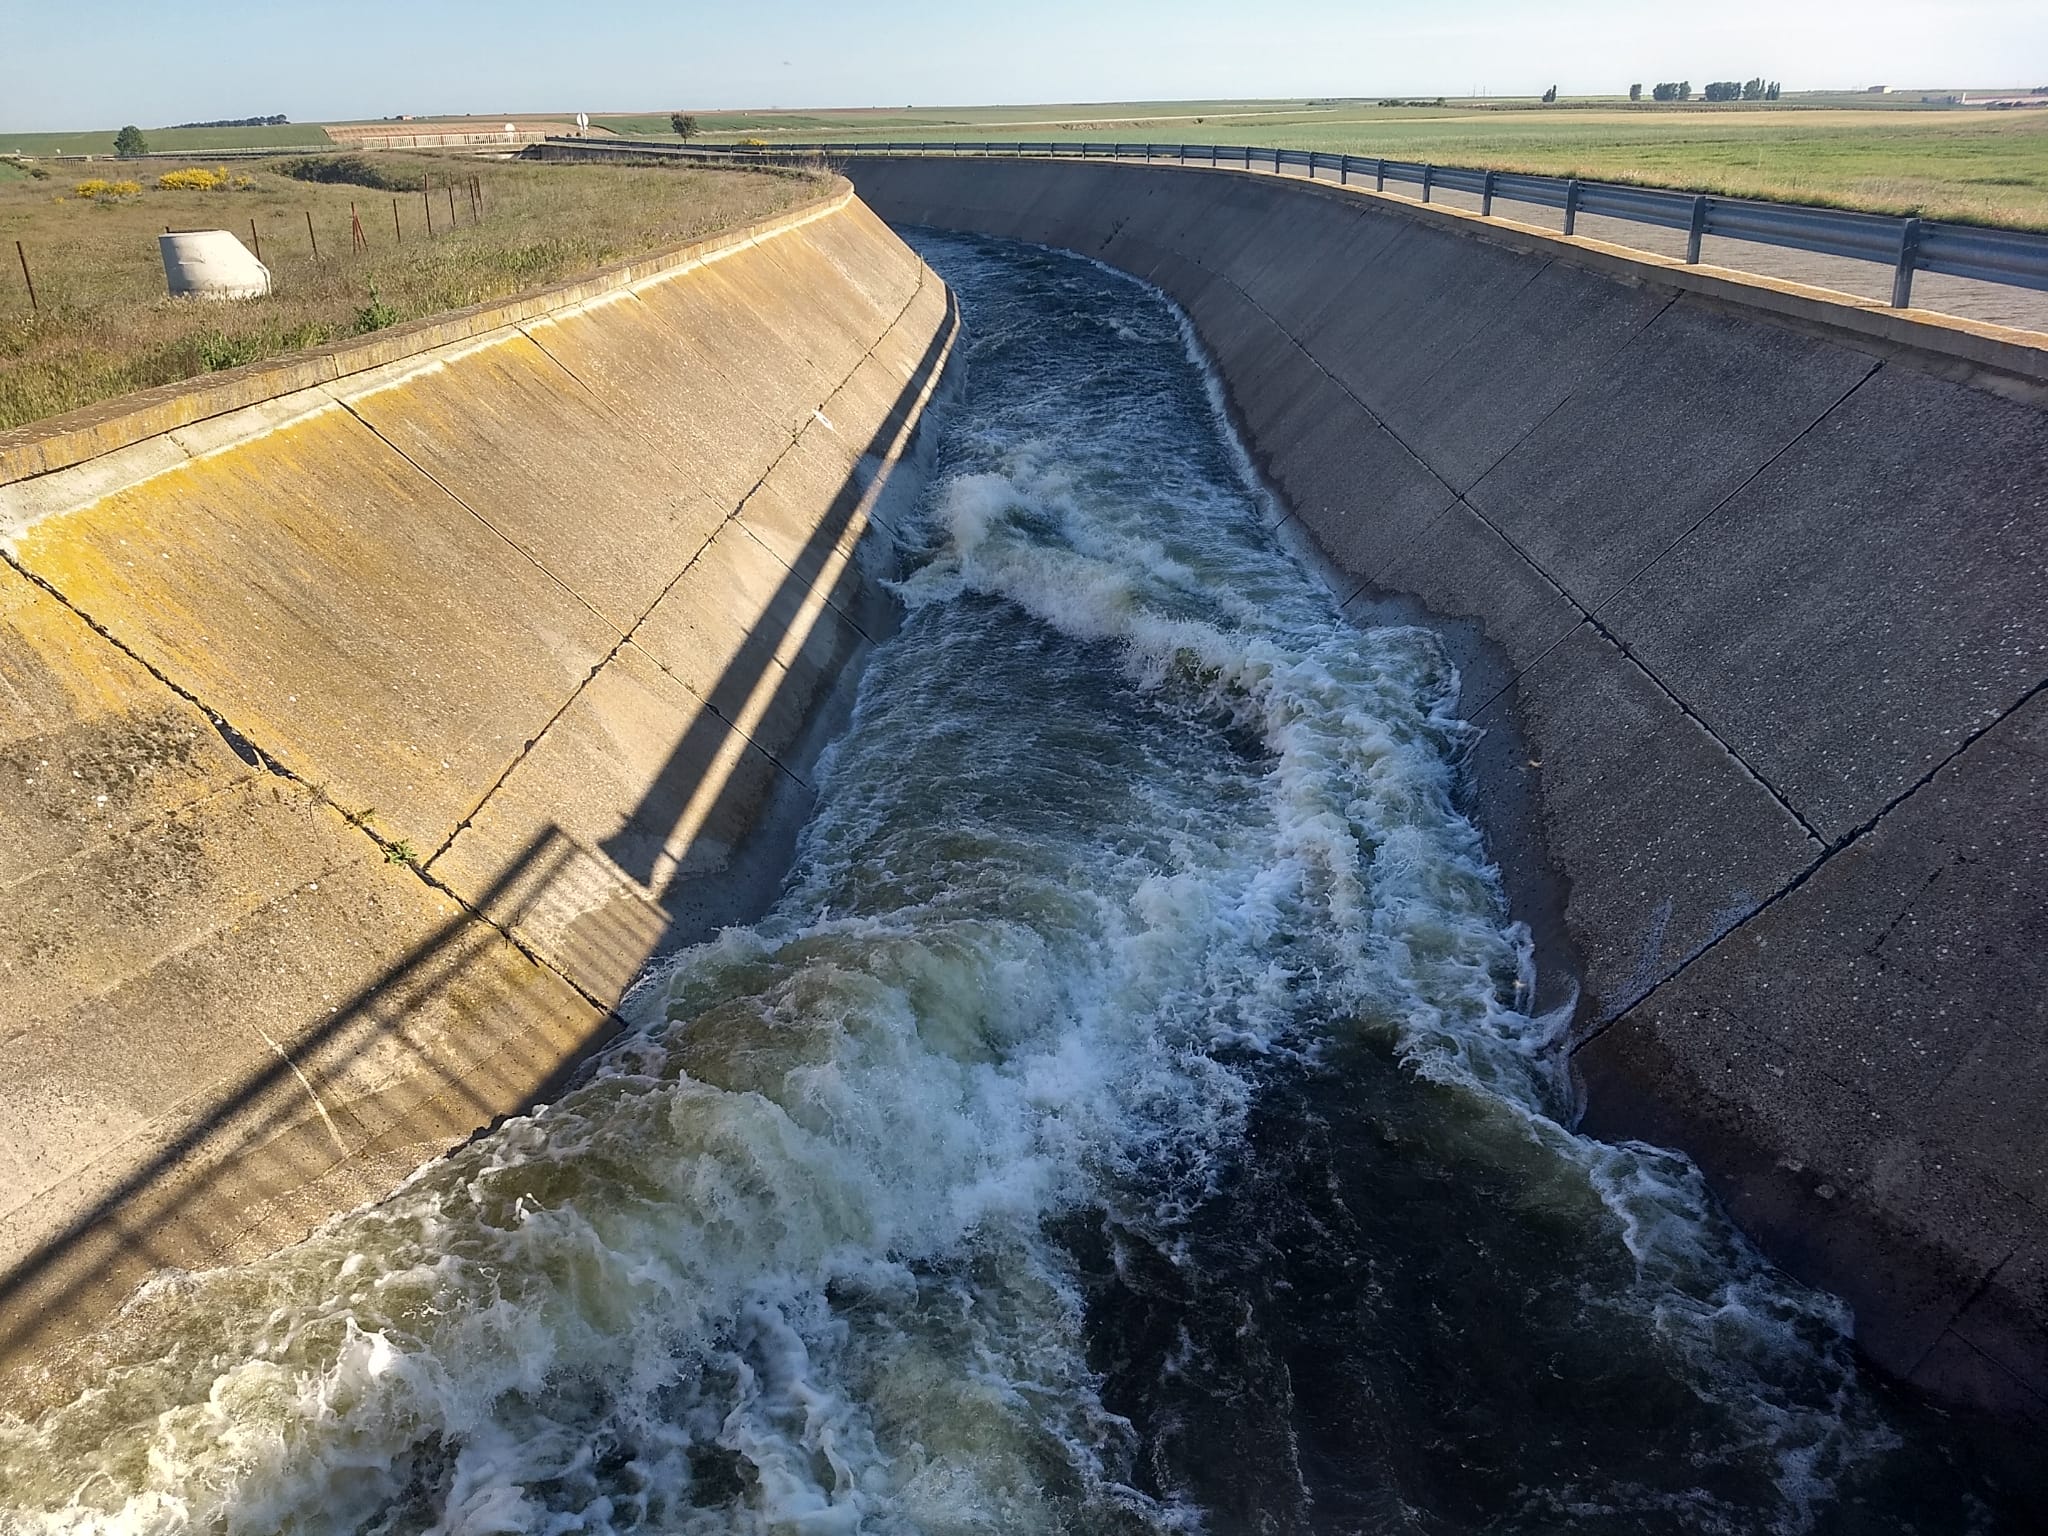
[1284,166,2048,336]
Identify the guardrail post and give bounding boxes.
[1307,149,1316,180]
[1375,158,1386,192]
[1892,217,1922,308]
[1338,154,1349,186]
[1482,170,1496,218]
[1245,145,1253,170]
[1563,180,1581,236]
[1686,195,1709,263]
[1422,164,1434,204]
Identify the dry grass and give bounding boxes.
[0,152,825,432]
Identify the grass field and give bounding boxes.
[0,124,334,157]
[11,95,2045,225]
[0,152,820,431]
[599,98,2048,229]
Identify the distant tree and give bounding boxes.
[1742,76,1767,101]
[1652,82,1684,102]
[1767,81,1782,101]
[1629,83,1643,101]
[1542,84,1558,103]
[113,124,148,157]
[672,112,701,140]
[1704,81,1745,102]
[1679,80,1691,100]
[169,114,289,129]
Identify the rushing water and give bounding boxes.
[0,233,2034,1535]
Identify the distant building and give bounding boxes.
[1865,85,1891,94]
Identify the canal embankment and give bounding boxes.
[0,177,957,1387]
[845,154,2048,1421]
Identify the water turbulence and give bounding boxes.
[0,234,2028,1534]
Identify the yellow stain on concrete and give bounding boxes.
[0,187,958,1385]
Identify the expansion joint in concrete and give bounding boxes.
[337,401,623,641]
[424,264,937,875]
[1574,665,2048,1052]
[1583,359,1885,638]
[1396,259,1554,416]
[0,548,622,1029]
[1584,611,1826,845]
[1,551,295,791]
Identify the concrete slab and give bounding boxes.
[517,294,798,515]
[1602,363,2048,840]
[8,408,617,853]
[1346,499,1582,718]
[1258,390,1457,585]
[738,233,891,386]
[1465,299,1877,612]
[1945,1248,2048,1410]
[633,520,867,772]
[337,331,724,632]
[0,817,601,1373]
[1118,176,1271,288]
[1297,221,1547,428]
[1578,688,2048,1391]
[427,641,787,986]
[736,424,895,637]
[0,562,250,889]
[1184,318,1320,477]
[798,197,926,321]
[1573,994,2011,1380]
[1468,622,1820,1022]
[1394,263,1671,493]
[1221,197,1405,339]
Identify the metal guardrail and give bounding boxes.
[562,137,2048,310]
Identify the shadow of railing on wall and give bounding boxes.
[0,284,959,1393]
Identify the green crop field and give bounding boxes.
[593,97,2048,229]
[0,124,334,157]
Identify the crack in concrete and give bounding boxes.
[421,263,940,875]
[0,546,619,1022]
[1572,668,2048,1053]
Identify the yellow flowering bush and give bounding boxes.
[155,166,233,191]
[73,178,142,200]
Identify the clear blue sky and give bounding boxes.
[3,0,2043,131]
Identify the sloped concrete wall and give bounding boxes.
[0,181,957,1385]
[846,156,2048,1420]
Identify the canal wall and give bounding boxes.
[0,179,957,1386]
[844,156,2048,1420]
